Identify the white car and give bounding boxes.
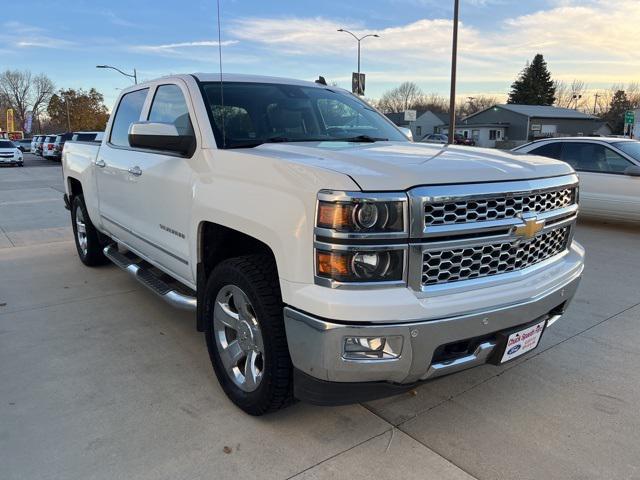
[61,73,584,414]
[421,133,448,144]
[0,140,24,167]
[514,137,640,222]
[42,135,58,159]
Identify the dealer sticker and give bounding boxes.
[500,320,546,363]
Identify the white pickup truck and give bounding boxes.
[62,73,584,415]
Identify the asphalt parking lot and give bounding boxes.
[2,154,640,480]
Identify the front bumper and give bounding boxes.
[0,158,22,165]
[285,264,582,404]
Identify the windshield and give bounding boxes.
[200,82,407,148]
[0,141,15,148]
[613,141,640,162]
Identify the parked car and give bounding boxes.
[62,74,584,415]
[16,138,32,152]
[454,133,476,146]
[31,136,39,152]
[0,140,24,166]
[71,131,103,142]
[513,137,640,222]
[51,133,74,160]
[33,135,46,156]
[421,133,448,144]
[42,135,59,160]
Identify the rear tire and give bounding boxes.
[71,195,108,266]
[204,254,294,415]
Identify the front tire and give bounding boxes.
[71,195,108,266]
[204,255,294,415]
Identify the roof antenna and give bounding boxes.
[216,0,226,148]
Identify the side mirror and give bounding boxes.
[128,122,195,156]
[624,165,640,177]
[399,127,413,141]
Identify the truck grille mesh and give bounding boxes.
[422,226,570,286]
[424,187,575,226]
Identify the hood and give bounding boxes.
[251,141,574,191]
[0,148,17,153]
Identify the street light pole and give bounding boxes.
[95,65,138,84]
[448,0,460,145]
[337,29,380,95]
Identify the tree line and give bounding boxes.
[374,53,639,135]
[0,69,110,134]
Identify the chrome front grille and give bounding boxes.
[421,226,570,286]
[424,187,575,226]
[408,174,579,295]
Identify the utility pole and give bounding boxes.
[64,93,71,132]
[593,93,601,115]
[448,0,460,145]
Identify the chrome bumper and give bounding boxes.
[284,266,582,385]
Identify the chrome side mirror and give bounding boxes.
[128,122,195,156]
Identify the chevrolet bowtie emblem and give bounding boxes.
[514,214,545,240]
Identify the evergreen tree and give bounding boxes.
[604,90,631,134]
[508,54,556,105]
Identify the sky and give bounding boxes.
[2,0,639,110]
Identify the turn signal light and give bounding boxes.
[317,251,350,277]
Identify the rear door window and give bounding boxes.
[110,88,149,147]
[561,142,633,174]
[148,84,194,136]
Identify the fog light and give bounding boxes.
[343,336,403,360]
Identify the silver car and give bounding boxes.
[421,133,448,144]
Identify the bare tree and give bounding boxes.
[414,93,449,114]
[626,82,640,108]
[0,70,31,129]
[457,95,499,118]
[378,82,424,113]
[0,69,55,132]
[554,79,587,109]
[30,74,56,129]
[595,83,636,118]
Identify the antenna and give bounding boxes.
[216,0,226,148]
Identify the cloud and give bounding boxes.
[16,39,76,49]
[130,40,239,57]
[1,21,76,49]
[228,0,640,88]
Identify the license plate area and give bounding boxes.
[488,318,547,365]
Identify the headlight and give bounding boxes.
[316,248,405,284]
[316,191,407,236]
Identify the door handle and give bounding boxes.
[95,159,106,168]
[128,166,142,177]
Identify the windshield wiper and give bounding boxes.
[331,135,388,143]
[226,136,330,149]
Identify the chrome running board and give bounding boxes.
[103,244,197,311]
